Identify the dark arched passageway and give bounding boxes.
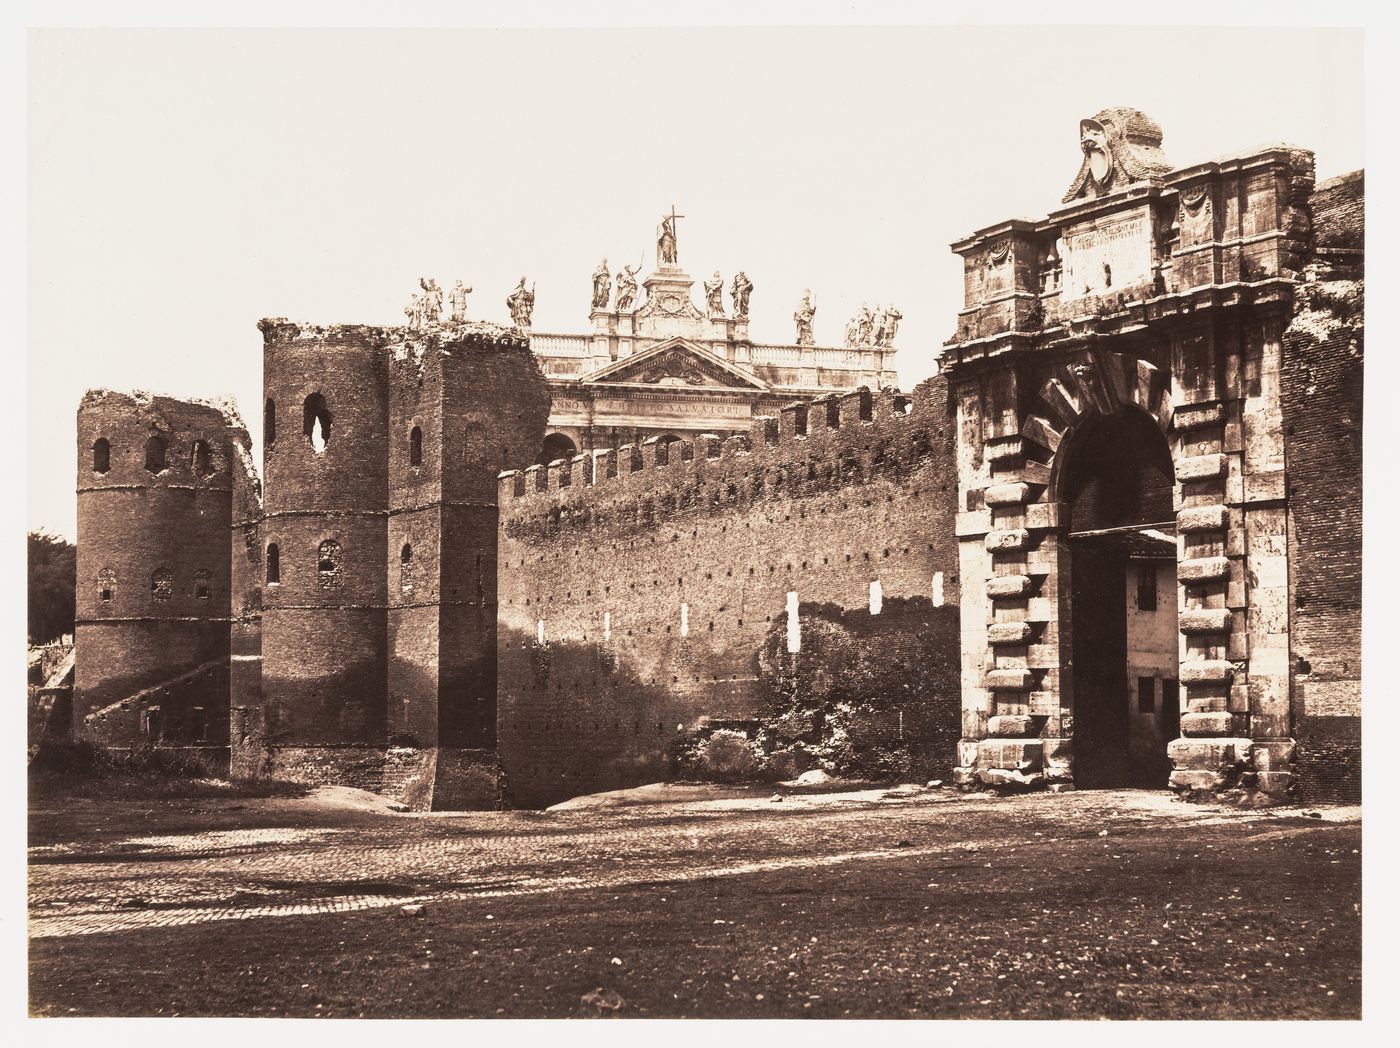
[1060,409,1179,789]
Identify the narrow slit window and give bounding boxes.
[264,398,276,445]
[409,426,422,467]
[92,438,110,474]
[266,543,280,585]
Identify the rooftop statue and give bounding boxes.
[730,271,753,319]
[844,312,861,347]
[419,277,443,324]
[592,258,611,310]
[616,263,641,312]
[794,289,817,346]
[871,303,886,347]
[856,302,874,345]
[657,206,683,266]
[507,277,536,329]
[448,279,473,322]
[404,292,423,331]
[704,271,725,316]
[876,304,902,347]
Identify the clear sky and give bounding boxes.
[27,24,1363,539]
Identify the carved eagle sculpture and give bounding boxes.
[1062,107,1174,203]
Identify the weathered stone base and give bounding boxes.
[954,735,1073,792]
[249,744,499,812]
[1167,737,1297,806]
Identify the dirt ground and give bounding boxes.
[28,782,1361,1019]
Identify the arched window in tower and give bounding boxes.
[303,394,331,454]
[151,567,173,602]
[264,398,276,445]
[409,426,423,468]
[266,543,280,584]
[97,568,116,605]
[144,435,167,474]
[192,439,213,476]
[400,543,414,594]
[92,438,110,474]
[194,569,211,600]
[317,539,343,588]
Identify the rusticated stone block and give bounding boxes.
[985,528,1030,553]
[957,740,981,767]
[1179,556,1230,582]
[984,437,1024,463]
[1173,403,1224,431]
[984,482,1030,507]
[1178,453,1227,481]
[1179,608,1232,634]
[1043,736,1072,778]
[1177,504,1228,532]
[1167,737,1252,769]
[1169,769,1224,791]
[987,714,1035,737]
[1187,697,1228,714]
[1180,659,1235,684]
[987,621,1034,646]
[978,766,1043,787]
[1252,739,1296,771]
[1181,711,1232,736]
[977,738,1043,771]
[983,668,1035,691]
[986,574,1033,598]
[1255,771,1295,796]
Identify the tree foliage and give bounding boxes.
[28,531,75,645]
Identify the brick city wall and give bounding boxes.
[1282,273,1363,804]
[498,378,962,808]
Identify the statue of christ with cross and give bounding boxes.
[657,205,683,267]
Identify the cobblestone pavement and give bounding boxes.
[28,785,1359,941]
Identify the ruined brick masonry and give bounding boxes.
[496,384,962,807]
[70,111,1363,809]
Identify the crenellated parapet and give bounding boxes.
[498,382,948,540]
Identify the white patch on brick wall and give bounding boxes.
[536,619,545,644]
[680,602,689,637]
[932,571,945,607]
[786,591,801,653]
[603,610,611,642]
[869,580,883,615]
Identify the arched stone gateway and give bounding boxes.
[940,111,1362,803]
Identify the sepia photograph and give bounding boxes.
[18,2,1378,1029]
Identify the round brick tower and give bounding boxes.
[74,390,235,747]
[258,320,389,752]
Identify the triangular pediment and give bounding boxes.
[583,338,768,390]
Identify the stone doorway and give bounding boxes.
[1060,409,1178,789]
